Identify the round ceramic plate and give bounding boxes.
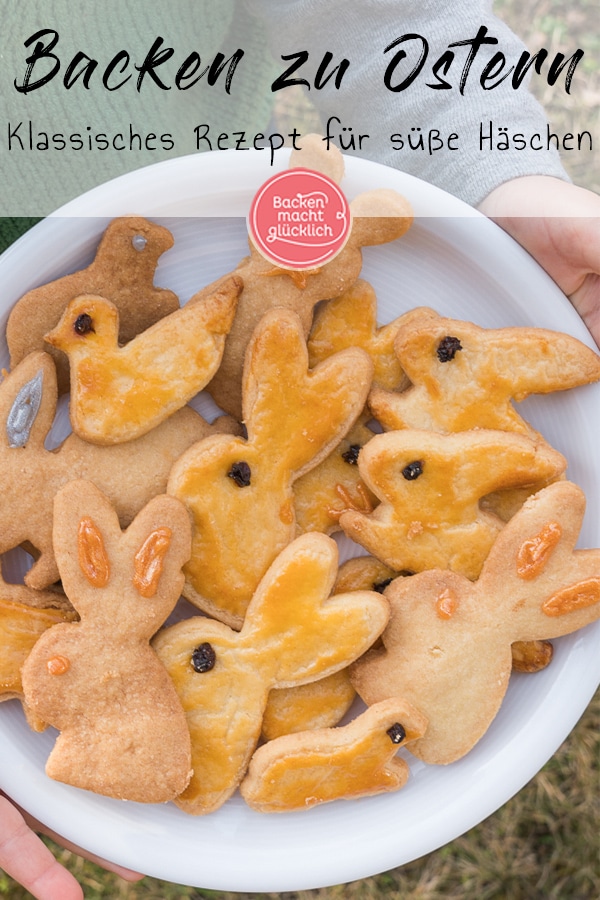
[0,150,599,892]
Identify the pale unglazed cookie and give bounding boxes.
[351,481,600,765]
[21,481,193,803]
[6,216,181,394]
[0,351,235,590]
[44,275,242,444]
[339,428,567,580]
[168,308,373,629]
[153,532,390,815]
[333,555,553,674]
[205,136,414,420]
[241,697,427,813]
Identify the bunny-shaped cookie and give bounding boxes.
[205,134,414,419]
[152,531,389,815]
[7,216,181,394]
[21,481,193,803]
[168,307,373,628]
[339,428,567,579]
[368,311,600,437]
[350,480,600,765]
[0,351,233,589]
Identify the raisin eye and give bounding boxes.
[341,444,361,465]
[74,313,95,335]
[386,722,406,744]
[436,335,462,362]
[402,460,423,480]
[373,577,393,594]
[191,642,216,673]
[227,461,251,487]
[387,722,406,745]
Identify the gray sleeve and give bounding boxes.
[245,0,570,206]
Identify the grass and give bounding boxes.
[2,3,599,898]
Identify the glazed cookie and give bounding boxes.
[369,312,600,437]
[168,308,373,629]
[6,216,181,394]
[153,531,390,815]
[241,697,427,813]
[0,577,76,730]
[350,480,600,765]
[339,428,566,580]
[0,351,235,590]
[45,275,242,444]
[293,411,378,536]
[21,481,193,803]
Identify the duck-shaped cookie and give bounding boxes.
[45,275,242,445]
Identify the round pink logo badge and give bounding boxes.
[248,167,351,269]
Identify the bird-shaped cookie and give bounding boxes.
[6,216,181,394]
[240,697,427,813]
[369,311,600,436]
[44,275,242,444]
[339,428,567,580]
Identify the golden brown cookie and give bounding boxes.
[44,275,242,444]
[205,138,414,420]
[168,308,373,628]
[339,428,567,579]
[369,312,600,436]
[153,532,390,815]
[7,216,181,394]
[241,697,427,813]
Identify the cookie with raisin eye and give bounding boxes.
[338,428,566,580]
[369,313,600,436]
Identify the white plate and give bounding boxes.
[0,150,599,893]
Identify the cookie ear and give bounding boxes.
[478,480,600,639]
[243,309,373,478]
[242,532,389,687]
[0,352,57,451]
[349,190,414,247]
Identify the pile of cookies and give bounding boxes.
[2,136,600,817]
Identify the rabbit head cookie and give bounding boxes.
[6,216,181,394]
[153,531,390,815]
[168,307,373,628]
[21,481,193,803]
[369,311,600,436]
[339,428,567,579]
[350,480,600,765]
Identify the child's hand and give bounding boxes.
[0,792,142,900]
[479,176,600,347]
